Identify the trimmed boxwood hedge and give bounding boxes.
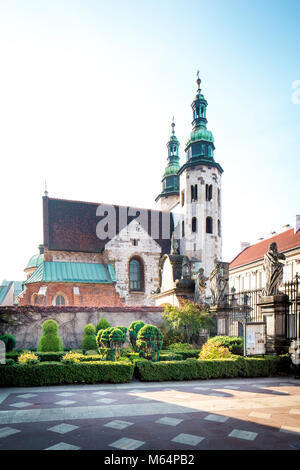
[135,355,291,382]
[0,361,134,387]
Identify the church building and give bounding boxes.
[18,76,224,308]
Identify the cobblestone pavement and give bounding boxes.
[1,377,300,450]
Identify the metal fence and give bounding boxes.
[217,275,299,339]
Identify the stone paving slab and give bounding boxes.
[0,377,300,450]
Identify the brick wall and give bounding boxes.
[18,282,124,307]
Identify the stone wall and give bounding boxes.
[0,305,164,350]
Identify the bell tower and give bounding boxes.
[155,118,180,212]
[178,74,224,278]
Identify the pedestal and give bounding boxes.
[258,294,290,355]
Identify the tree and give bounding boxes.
[136,324,164,362]
[162,301,215,345]
[128,320,145,351]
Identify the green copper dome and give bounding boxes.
[163,162,180,178]
[26,253,44,269]
[186,127,214,146]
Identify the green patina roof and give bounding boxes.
[163,162,180,178]
[186,127,214,146]
[26,253,44,269]
[25,262,116,284]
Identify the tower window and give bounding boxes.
[129,257,144,291]
[206,184,213,201]
[191,184,198,202]
[218,188,220,208]
[192,217,197,233]
[218,219,221,237]
[181,190,185,207]
[206,217,213,234]
[182,221,185,237]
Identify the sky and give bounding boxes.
[0,0,299,282]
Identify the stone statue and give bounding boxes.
[262,242,286,296]
[182,256,191,279]
[170,232,180,255]
[194,268,208,304]
[209,262,229,305]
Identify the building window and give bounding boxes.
[206,184,213,201]
[218,219,221,237]
[56,295,65,306]
[218,188,220,208]
[191,184,198,202]
[192,217,197,233]
[206,216,213,234]
[182,221,185,237]
[33,294,38,305]
[181,190,185,207]
[129,257,144,291]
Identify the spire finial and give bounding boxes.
[196,70,201,92]
[44,180,48,197]
[171,116,175,135]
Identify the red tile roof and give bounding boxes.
[230,228,300,269]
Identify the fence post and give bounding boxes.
[258,294,290,355]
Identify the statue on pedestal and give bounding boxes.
[262,242,286,296]
[194,268,208,304]
[209,262,229,305]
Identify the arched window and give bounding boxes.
[218,219,221,237]
[206,216,213,234]
[192,217,197,233]
[55,295,65,306]
[129,257,144,291]
[182,221,185,237]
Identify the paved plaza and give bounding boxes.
[0,377,300,450]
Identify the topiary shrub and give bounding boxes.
[136,324,164,362]
[96,317,111,335]
[128,321,145,351]
[109,328,126,360]
[37,319,63,352]
[207,336,244,355]
[0,334,16,352]
[81,324,97,353]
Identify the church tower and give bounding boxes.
[178,74,224,278]
[155,119,180,211]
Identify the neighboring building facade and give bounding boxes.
[18,76,224,308]
[229,217,300,291]
[0,281,23,306]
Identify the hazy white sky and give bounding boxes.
[0,0,299,282]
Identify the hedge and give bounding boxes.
[0,361,134,387]
[135,355,291,382]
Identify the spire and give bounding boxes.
[155,118,180,203]
[44,180,48,197]
[191,71,208,130]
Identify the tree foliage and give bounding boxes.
[128,320,145,351]
[136,324,164,362]
[162,301,216,345]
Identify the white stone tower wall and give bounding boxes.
[179,164,222,278]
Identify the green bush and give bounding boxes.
[159,352,182,361]
[37,320,63,352]
[128,321,145,351]
[109,328,126,359]
[168,343,195,352]
[0,334,16,352]
[207,336,244,355]
[96,317,111,333]
[199,341,233,359]
[81,324,97,353]
[0,361,134,387]
[135,356,291,382]
[136,325,164,362]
